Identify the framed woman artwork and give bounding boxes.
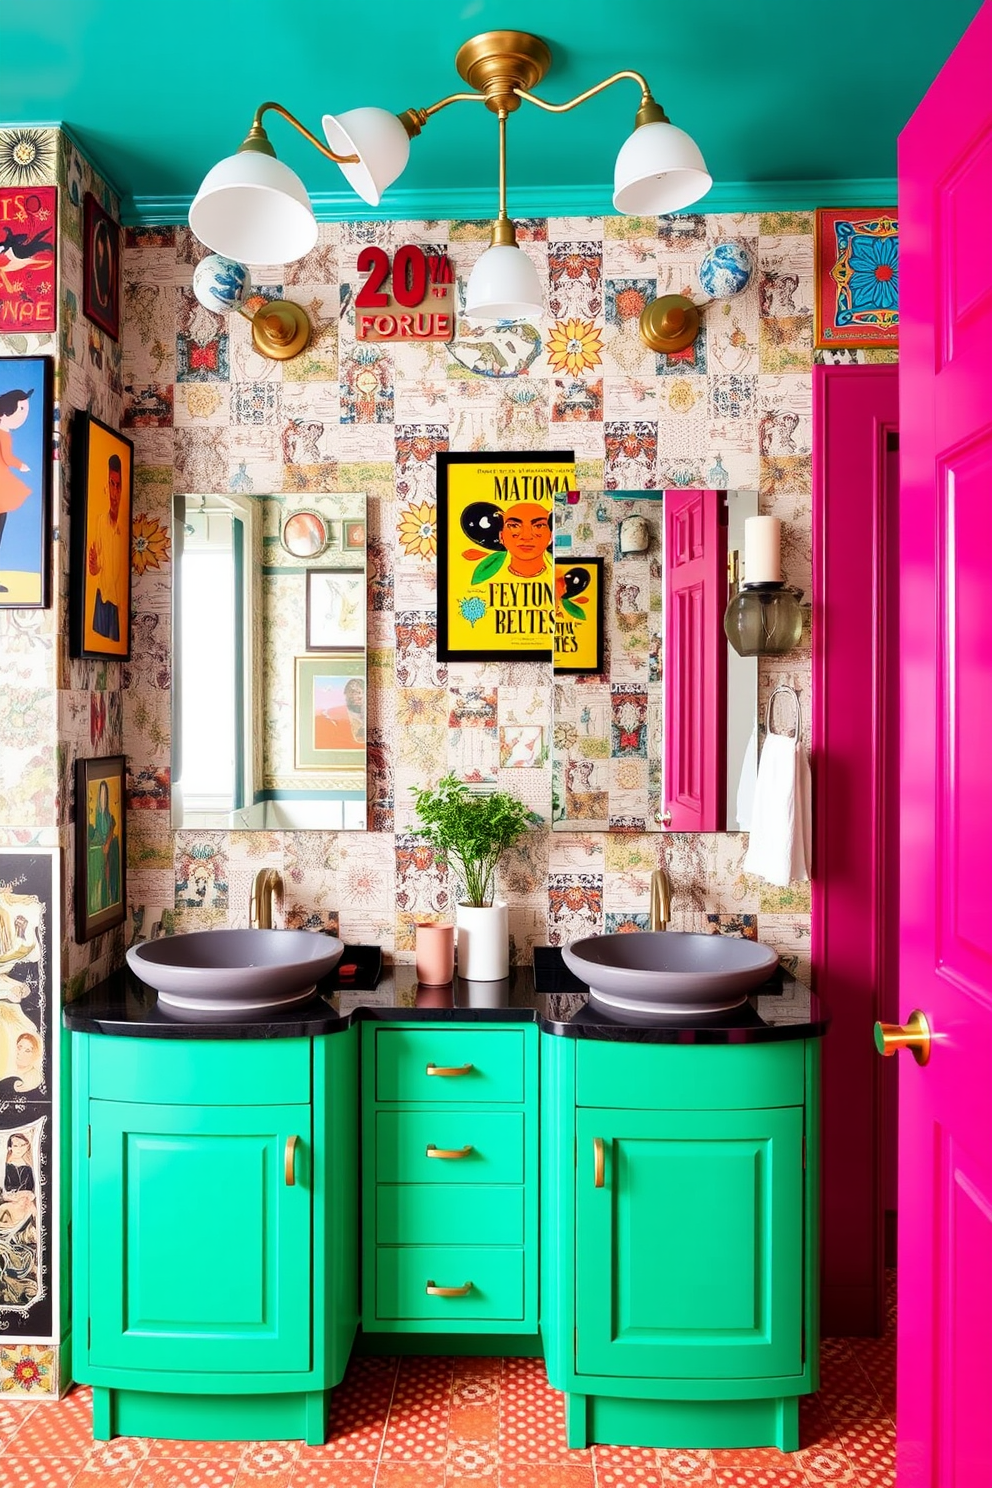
[294,655,366,771]
[70,411,133,659]
[75,755,126,942]
[435,451,575,663]
[554,557,605,675]
[0,354,53,609]
[82,192,121,340]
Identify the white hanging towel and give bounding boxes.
[742,688,811,887]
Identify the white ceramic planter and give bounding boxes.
[455,901,509,981]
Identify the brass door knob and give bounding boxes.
[873,1009,931,1066]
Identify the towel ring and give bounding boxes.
[765,684,802,741]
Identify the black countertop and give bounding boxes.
[63,960,829,1045]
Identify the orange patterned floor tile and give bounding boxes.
[497,1463,595,1488]
[712,1469,806,1487]
[374,1465,445,1488]
[448,1404,499,1442]
[141,1441,246,1462]
[130,1458,242,1487]
[3,1409,92,1458]
[0,1456,80,1488]
[445,1440,498,1477]
[594,1442,664,1486]
[287,1463,376,1488]
[794,1445,858,1483]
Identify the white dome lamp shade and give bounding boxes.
[613,97,711,216]
[321,107,413,207]
[464,219,544,322]
[189,149,319,266]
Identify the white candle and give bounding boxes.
[744,515,782,584]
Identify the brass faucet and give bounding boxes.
[249,867,282,929]
[649,865,671,931]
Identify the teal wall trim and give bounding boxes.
[125,177,898,228]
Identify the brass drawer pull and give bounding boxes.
[593,1136,605,1188]
[426,1144,473,1159]
[426,1062,473,1077]
[426,1279,473,1297]
[285,1134,299,1186]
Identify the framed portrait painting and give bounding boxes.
[295,655,367,770]
[74,755,126,943]
[306,568,366,651]
[814,208,899,349]
[554,557,605,675]
[70,411,133,659]
[0,354,53,609]
[436,451,576,663]
[82,193,121,340]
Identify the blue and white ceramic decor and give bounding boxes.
[192,254,251,315]
[698,241,754,299]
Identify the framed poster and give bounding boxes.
[0,355,53,609]
[295,654,367,770]
[306,568,366,651]
[74,755,126,943]
[70,411,133,659]
[436,451,575,663]
[814,208,899,349]
[554,557,605,675]
[0,186,56,334]
[82,192,121,340]
[0,845,57,1340]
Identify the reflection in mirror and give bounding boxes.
[551,490,757,833]
[172,492,368,831]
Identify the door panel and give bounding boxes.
[88,1102,312,1373]
[897,6,992,1483]
[575,1107,803,1380]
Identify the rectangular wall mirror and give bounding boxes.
[552,489,757,833]
[172,492,368,830]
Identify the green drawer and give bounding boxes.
[85,1034,311,1106]
[375,1246,525,1321]
[374,1028,525,1104]
[376,1185,524,1245]
[575,1039,805,1110]
[375,1110,524,1184]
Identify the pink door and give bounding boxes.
[897,5,992,1484]
[663,489,725,830]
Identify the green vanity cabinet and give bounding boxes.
[71,1027,358,1445]
[361,1022,539,1334]
[541,1036,821,1452]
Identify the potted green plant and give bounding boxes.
[410,774,534,980]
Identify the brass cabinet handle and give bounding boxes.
[426,1062,473,1077]
[285,1134,299,1185]
[425,1280,473,1297]
[593,1136,605,1188]
[426,1144,473,1159]
[874,1009,931,1066]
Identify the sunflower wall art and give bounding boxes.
[814,208,899,348]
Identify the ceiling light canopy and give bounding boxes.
[188,31,711,320]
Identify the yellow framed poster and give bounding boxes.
[436,451,575,662]
[554,557,605,675]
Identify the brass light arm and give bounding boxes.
[516,72,670,128]
[238,101,360,164]
[399,92,487,138]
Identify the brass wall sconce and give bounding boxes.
[192,252,310,361]
[639,294,701,354]
[188,30,711,321]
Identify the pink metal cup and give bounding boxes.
[415,922,455,986]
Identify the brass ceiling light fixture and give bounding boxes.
[188,30,711,320]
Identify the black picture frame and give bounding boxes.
[0,354,53,609]
[436,450,574,663]
[82,192,121,341]
[554,556,605,675]
[70,410,134,660]
[74,755,127,943]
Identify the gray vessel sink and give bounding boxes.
[561,930,778,1015]
[126,929,344,1014]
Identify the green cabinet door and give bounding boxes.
[87,1101,312,1374]
[575,1106,804,1382]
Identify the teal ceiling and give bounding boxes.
[1,0,981,223]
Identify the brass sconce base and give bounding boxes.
[250,300,311,360]
[639,294,701,354]
[455,31,552,113]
